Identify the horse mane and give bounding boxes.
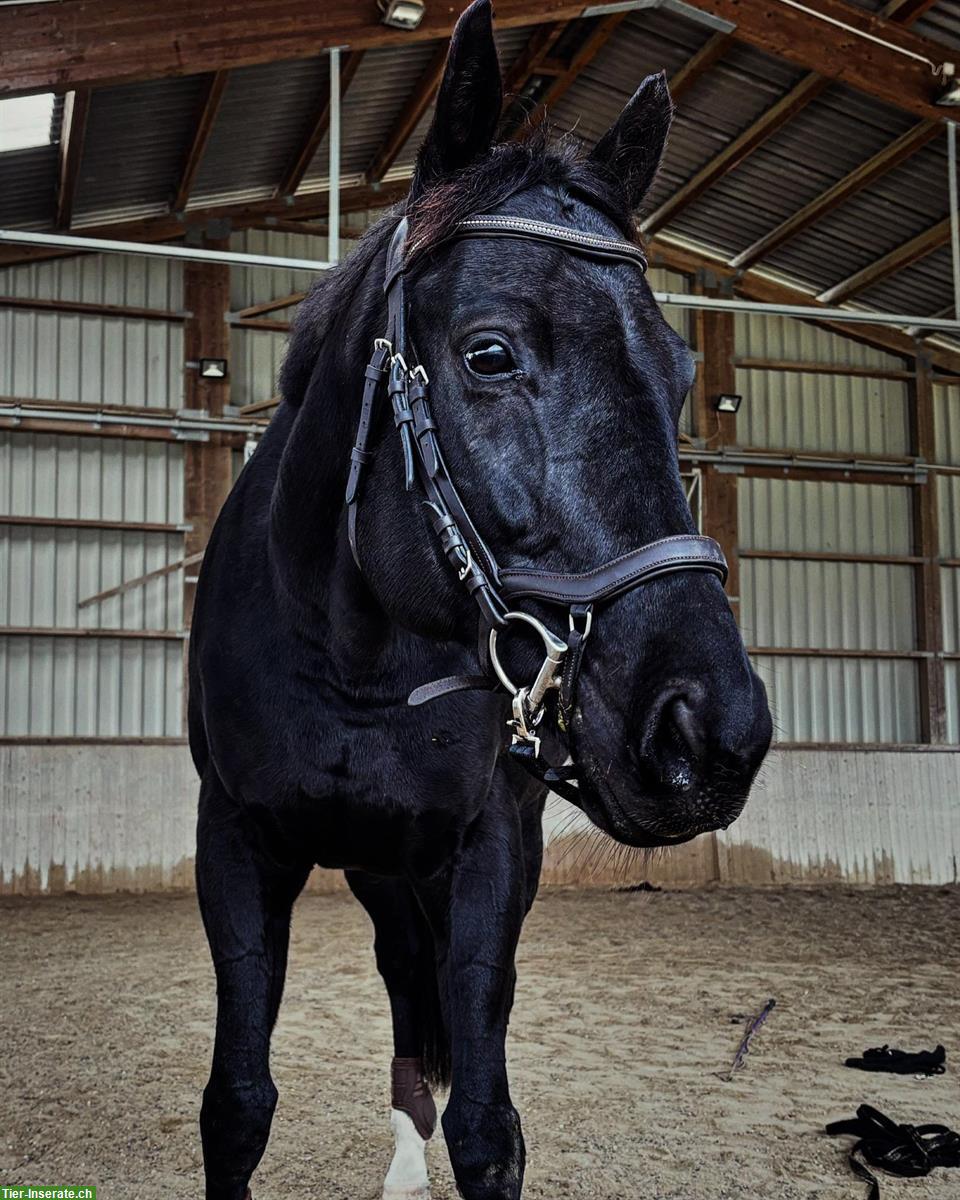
[279,128,637,407]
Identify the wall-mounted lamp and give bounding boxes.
[937,63,960,105]
[199,358,228,379]
[714,393,742,414]
[379,0,425,30]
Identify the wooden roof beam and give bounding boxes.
[172,70,229,215]
[56,88,91,230]
[275,50,364,200]
[730,120,942,270]
[645,236,960,372]
[521,12,629,133]
[817,217,951,304]
[642,74,830,237]
[667,31,734,103]
[364,43,448,186]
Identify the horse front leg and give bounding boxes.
[417,781,528,1200]
[196,770,310,1200]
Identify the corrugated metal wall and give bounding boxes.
[735,313,910,454]
[736,308,921,742]
[0,254,183,407]
[0,431,185,736]
[0,248,187,736]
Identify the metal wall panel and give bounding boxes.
[0,253,183,408]
[718,748,959,884]
[3,743,956,893]
[740,477,918,742]
[0,743,197,893]
[0,432,185,736]
[735,313,909,454]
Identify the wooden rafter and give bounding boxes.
[730,120,942,270]
[522,13,628,133]
[56,89,91,230]
[2,0,953,127]
[275,50,364,199]
[817,217,951,305]
[646,236,960,372]
[172,70,229,214]
[499,20,568,128]
[880,0,940,20]
[364,43,448,186]
[642,74,830,237]
[668,32,734,103]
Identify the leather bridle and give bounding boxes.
[344,212,728,801]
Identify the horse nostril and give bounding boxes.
[669,696,705,761]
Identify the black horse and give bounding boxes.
[188,4,772,1197]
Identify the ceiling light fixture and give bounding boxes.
[379,0,426,30]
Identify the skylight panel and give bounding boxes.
[0,93,55,153]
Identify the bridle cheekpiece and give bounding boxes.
[344,213,728,800]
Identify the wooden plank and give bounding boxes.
[642,74,830,237]
[734,356,915,381]
[0,514,188,534]
[56,88,91,230]
[276,49,364,199]
[749,645,932,658]
[78,552,203,609]
[234,291,306,319]
[365,43,448,186]
[522,13,628,134]
[668,31,734,103]
[741,549,925,565]
[1,626,185,641]
[818,217,952,305]
[910,355,947,742]
[238,396,281,415]
[730,121,942,271]
[172,69,229,214]
[233,317,291,332]
[0,415,237,443]
[2,0,954,126]
[0,295,186,322]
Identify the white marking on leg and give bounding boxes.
[382,1108,430,1200]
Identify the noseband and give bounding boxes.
[345,213,728,801]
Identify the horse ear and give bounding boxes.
[588,72,674,210]
[410,0,502,196]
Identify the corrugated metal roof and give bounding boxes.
[74,77,208,227]
[0,7,957,332]
[190,56,330,208]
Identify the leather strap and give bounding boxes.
[499,535,728,604]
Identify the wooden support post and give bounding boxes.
[909,354,947,742]
[692,296,740,623]
[182,243,233,634]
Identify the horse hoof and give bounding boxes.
[382,1188,430,1200]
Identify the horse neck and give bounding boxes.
[268,257,386,623]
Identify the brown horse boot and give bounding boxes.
[383,1056,435,1200]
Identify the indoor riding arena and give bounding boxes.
[1,3,959,1200]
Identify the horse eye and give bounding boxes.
[464,339,516,378]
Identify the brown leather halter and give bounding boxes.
[345,213,728,800]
